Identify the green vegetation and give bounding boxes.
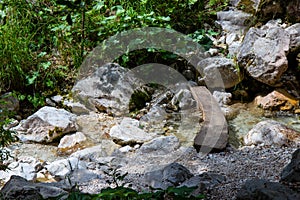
[0,0,228,109]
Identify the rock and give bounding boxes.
[281,149,300,183]
[63,100,90,115]
[70,140,119,161]
[14,106,77,143]
[45,157,86,180]
[145,163,193,190]
[171,89,196,110]
[254,90,299,111]
[58,132,87,155]
[244,120,300,146]
[236,179,300,200]
[197,57,242,89]
[109,117,156,145]
[72,63,141,116]
[0,156,42,182]
[0,175,68,200]
[76,112,117,144]
[139,136,180,154]
[0,92,19,113]
[286,23,300,53]
[119,145,133,153]
[180,173,226,194]
[216,10,252,35]
[213,91,232,107]
[237,21,290,86]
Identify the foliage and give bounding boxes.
[0,0,228,109]
[0,96,18,170]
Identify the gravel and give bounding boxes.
[78,144,299,199]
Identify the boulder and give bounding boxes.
[216,10,252,35]
[58,132,87,155]
[171,88,196,110]
[14,106,77,143]
[72,63,141,116]
[237,21,290,86]
[0,175,68,200]
[244,120,300,146]
[144,163,193,190]
[254,90,299,111]
[197,57,242,89]
[281,149,300,183]
[236,179,300,200]
[286,23,300,53]
[109,117,156,145]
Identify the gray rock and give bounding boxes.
[238,21,290,86]
[281,148,300,183]
[145,163,193,189]
[171,89,196,110]
[109,117,156,145]
[14,106,77,143]
[197,57,242,89]
[213,91,232,107]
[236,179,300,200]
[45,157,86,180]
[63,100,90,115]
[216,10,252,35]
[0,175,68,200]
[0,156,42,182]
[180,172,226,195]
[244,120,300,146]
[139,136,180,154]
[286,23,300,53]
[58,132,87,154]
[72,63,141,116]
[70,141,119,161]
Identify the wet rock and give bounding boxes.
[281,149,300,183]
[58,132,87,155]
[197,57,242,89]
[286,23,300,53]
[254,90,299,111]
[0,175,68,200]
[145,163,193,189]
[216,10,252,35]
[139,136,180,154]
[236,179,300,200]
[70,140,119,161]
[14,106,77,143]
[237,21,290,86]
[72,63,141,116]
[109,117,156,145]
[244,120,300,146]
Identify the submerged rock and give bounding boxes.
[14,106,77,143]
